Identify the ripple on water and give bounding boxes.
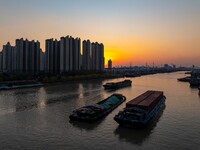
[0,72,200,150]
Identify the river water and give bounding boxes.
[0,72,200,150]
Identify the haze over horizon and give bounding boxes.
[1,0,200,67]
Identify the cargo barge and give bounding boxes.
[69,94,126,123]
[190,78,200,87]
[103,80,132,90]
[114,91,166,128]
[177,76,191,82]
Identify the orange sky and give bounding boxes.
[0,0,200,67]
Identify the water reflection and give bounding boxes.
[14,88,40,112]
[14,83,81,112]
[45,83,80,104]
[2,72,200,149]
[37,87,47,109]
[104,86,132,94]
[78,84,84,99]
[114,105,166,146]
[76,83,103,107]
[11,81,105,113]
[69,118,105,131]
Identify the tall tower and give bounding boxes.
[108,59,112,69]
[60,36,71,73]
[91,42,96,70]
[0,52,2,72]
[91,42,104,72]
[15,38,42,74]
[69,36,74,71]
[16,38,24,73]
[73,38,81,71]
[82,40,91,71]
[2,42,13,73]
[45,39,60,74]
[99,43,104,71]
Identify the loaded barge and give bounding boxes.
[114,91,166,128]
[69,94,126,123]
[103,80,132,90]
[177,76,191,82]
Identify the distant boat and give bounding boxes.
[103,80,132,90]
[177,76,191,82]
[69,94,126,123]
[185,71,192,74]
[189,78,200,87]
[125,73,141,78]
[114,90,166,128]
[0,80,43,90]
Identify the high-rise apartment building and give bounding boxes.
[82,40,91,71]
[2,42,16,73]
[45,36,81,74]
[60,36,70,73]
[0,52,2,72]
[73,38,81,72]
[91,42,104,71]
[15,38,42,74]
[108,59,112,69]
[0,35,104,75]
[45,39,60,74]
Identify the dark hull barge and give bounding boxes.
[190,79,200,87]
[103,80,132,90]
[69,94,126,123]
[177,76,191,82]
[114,91,166,128]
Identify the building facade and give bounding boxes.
[0,35,104,75]
[108,59,112,69]
[45,39,60,74]
[0,39,43,75]
[82,40,91,71]
[45,36,81,74]
[2,42,16,73]
[91,42,104,71]
[15,38,42,74]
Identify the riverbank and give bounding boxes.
[0,73,119,90]
[0,67,191,91]
[177,69,200,87]
[0,70,187,90]
[42,73,119,83]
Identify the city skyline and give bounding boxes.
[0,36,105,74]
[1,0,200,67]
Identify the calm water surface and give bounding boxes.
[0,72,200,150]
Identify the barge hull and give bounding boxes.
[69,94,126,123]
[114,90,166,128]
[115,99,165,128]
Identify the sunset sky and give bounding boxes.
[0,0,200,67]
